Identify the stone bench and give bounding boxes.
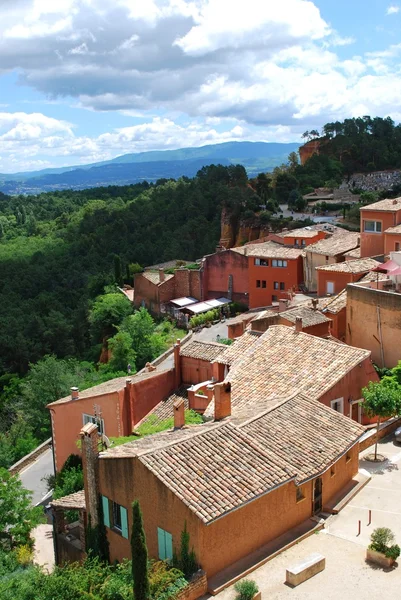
[286,553,325,587]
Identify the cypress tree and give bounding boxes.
[131,500,149,600]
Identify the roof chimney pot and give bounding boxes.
[214,381,231,421]
[159,268,165,283]
[71,386,79,401]
[173,398,185,429]
[312,298,318,311]
[295,317,303,333]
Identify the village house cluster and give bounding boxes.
[49,198,401,590]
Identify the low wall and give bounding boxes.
[137,332,193,374]
[359,417,401,452]
[177,571,207,600]
[9,437,52,475]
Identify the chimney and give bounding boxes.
[393,199,398,205]
[80,422,100,526]
[214,381,231,421]
[243,246,248,256]
[312,298,318,311]
[71,386,79,401]
[174,339,181,388]
[295,317,303,333]
[159,268,165,283]
[173,398,185,429]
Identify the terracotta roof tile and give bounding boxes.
[233,241,303,259]
[361,197,401,212]
[142,272,174,285]
[315,258,379,273]
[180,340,226,361]
[136,386,189,427]
[305,232,360,256]
[222,325,370,420]
[276,227,322,239]
[385,224,401,234]
[216,331,262,366]
[344,247,361,259]
[51,490,86,510]
[241,394,365,484]
[278,306,332,327]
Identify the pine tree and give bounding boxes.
[131,500,149,600]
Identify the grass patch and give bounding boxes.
[110,410,204,447]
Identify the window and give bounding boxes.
[330,465,336,478]
[255,258,268,266]
[330,398,344,414]
[301,240,306,247]
[326,281,335,295]
[261,280,266,288]
[83,413,105,435]
[158,527,173,561]
[272,295,278,302]
[280,282,285,290]
[346,451,352,463]
[274,281,279,290]
[294,239,300,247]
[272,259,288,268]
[296,486,305,502]
[364,220,382,233]
[111,501,129,538]
[396,242,400,251]
[256,279,261,288]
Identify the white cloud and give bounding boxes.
[386,5,400,14]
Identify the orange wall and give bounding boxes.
[203,250,249,304]
[346,284,401,368]
[360,209,401,257]
[50,390,126,471]
[282,231,326,247]
[248,256,303,309]
[318,357,379,423]
[317,269,366,296]
[134,274,160,311]
[279,318,331,338]
[327,308,346,341]
[181,356,214,384]
[98,447,359,578]
[384,233,401,255]
[131,370,175,425]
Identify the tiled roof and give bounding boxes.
[139,422,293,524]
[233,241,303,259]
[145,260,193,270]
[180,340,226,361]
[319,289,347,314]
[344,247,361,259]
[305,232,360,256]
[279,306,332,327]
[361,197,401,212]
[276,227,322,239]
[358,271,389,283]
[142,272,174,285]
[48,370,169,406]
[136,386,189,427]
[51,490,86,510]
[315,258,379,273]
[216,331,262,366]
[385,224,401,234]
[222,325,370,420]
[227,311,264,326]
[241,394,365,484]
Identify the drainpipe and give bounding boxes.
[377,305,385,368]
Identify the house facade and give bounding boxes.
[315,258,379,296]
[134,268,202,315]
[384,224,401,255]
[360,197,401,257]
[201,249,249,305]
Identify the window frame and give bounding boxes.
[396,242,400,252]
[256,279,261,288]
[330,397,344,414]
[255,258,268,266]
[82,413,105,435]
[280,282,285,291]
[363,220,382,233]
[274,281,279,290]
[296,486,305,503]
[272,294,278,302]
[261,280,266,289]
[272,259,288,268]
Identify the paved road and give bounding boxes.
[20,448,54,506]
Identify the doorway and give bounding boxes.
[313,477,323,514]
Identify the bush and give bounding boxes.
[369,527,397,555]
[234,579,259,600]
[385,544,400,560]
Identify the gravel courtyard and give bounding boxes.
[214,434,401,600]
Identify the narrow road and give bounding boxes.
[19,448,54,506]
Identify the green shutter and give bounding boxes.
[102,495,110,528]
[120,506,128,539]
[165,531,173,561]
[158,527,166,560]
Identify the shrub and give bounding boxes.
[369,527,396,554]
[234,579,259,600]
[172,522,198,579]
[385,544,400,560]
[15,545,33,567]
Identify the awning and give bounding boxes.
[185,297,231,315]
[372,259,399,273]
[170,297,198,307]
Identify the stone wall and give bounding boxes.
[176,571,207,600]
[346,170,401,192]
[9,437,52,475]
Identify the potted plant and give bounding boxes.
[366,527,400,568]
[234,579,260,600]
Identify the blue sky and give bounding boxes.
[0,0,401,173]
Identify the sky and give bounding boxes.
[1,0,401,173]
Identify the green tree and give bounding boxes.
[120,308,166,370]
[107,331,137,373]
[0,469,43,550]
[114,254,123,287]
[131,500,149,600]
[362,381,401,460]
[89,292,132,343]
[173,522,198,579]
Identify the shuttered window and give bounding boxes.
[120,506,129,539]
[157,527,173,561]
[102,495,110,528]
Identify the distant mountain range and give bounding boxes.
[0,141,300,194]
